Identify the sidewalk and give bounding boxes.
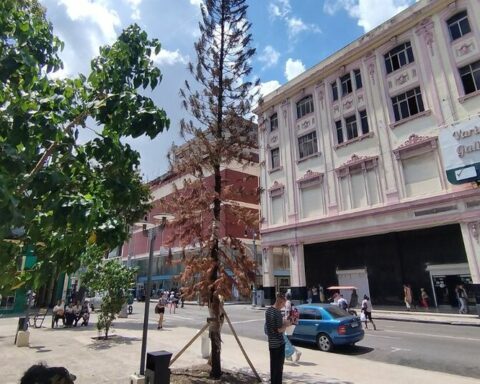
[1,313,479,384]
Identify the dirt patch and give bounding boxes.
[170,364,259,383]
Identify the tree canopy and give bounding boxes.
[0,0,169,292]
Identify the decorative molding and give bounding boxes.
[357,94,364,103]
[393,134,438,159]
[268,181,285,197]
[297,170,324,188]
[281,98,290,121]
[335,154,379,176]
[333,104,340,113]
[396,72,409,86]
[368,62,376,85]
[334,131,374,150]
[468,222,480,243]
[415,17,435,56]
[316,83,325,109]
[270,134,278,144]
[343,97,353,110]
[456,42,475,57]
[258,117,266,132]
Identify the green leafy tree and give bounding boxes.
[83,257,136,339]
[0,0,169,296]
[160,0,259,378]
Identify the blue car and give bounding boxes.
[289,304,364,352]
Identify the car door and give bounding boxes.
[293,307,322,342]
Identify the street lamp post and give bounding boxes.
[135,214,172,376]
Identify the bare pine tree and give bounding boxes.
[159,0,259,378]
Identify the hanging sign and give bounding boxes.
[439,115,480,185]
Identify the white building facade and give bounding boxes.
[255,0,480,308]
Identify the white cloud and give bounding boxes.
[323,0,414,32]
[152,48,189,66]
[190,0,203,7]
[123,0,142,20]
[284,58,305,81]
[59,0,121,46]
[258,45,280,68]
[258,80,282,97]
[269,0,321,39]
[268,0,291,19]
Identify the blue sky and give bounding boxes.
[39,0,416,180]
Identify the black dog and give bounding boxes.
[20,363,76,384]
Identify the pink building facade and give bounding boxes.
[255,0,480,308]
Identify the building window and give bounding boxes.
[354,69,362,90]
[459,60,480,95]
[331,81,338,101]
[270,113,278,131]
[271,196,284,224]
[345,115,358,140]
[391,87,425,122]
[341,73,352,96]
[447,11,471,41]
[359,110,369,134]
[296,95,314,119]
[298,131,318,159]
[270,148,280,169]
[384,42,414,74]
[335,120,343,144]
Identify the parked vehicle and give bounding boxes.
[289,304,364,352]
[84,292,104,311]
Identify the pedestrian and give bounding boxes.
[284,293,301,362]
[51,300,65,328]
[361,295,376,330]
[307,287,313,304]
[337,294,348,311]
[403,284,413,311]
[168,291,176,314]
[155,294,167,329]
[311,286,319,303]
[349,289,358,309]
[456,284,468,314]
[420,288,429,310]
[265,293,290,384]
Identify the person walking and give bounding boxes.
[265,293,290,384]
[155,294,167,329]
[403,284,413,311]
[420,288,429,311]
[349,289,358,309]
[284,293,301,362]
[361,295,376,330]
[456,284,468,314]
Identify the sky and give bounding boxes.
[39,0,416,180]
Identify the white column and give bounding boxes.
[263,247,274,287]
[288,243,306,287]
[460,221,480,283]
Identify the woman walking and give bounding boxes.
[361,295,376,330]
[155,294,167,329]
[420,288,429,311]
[283,294,301,362]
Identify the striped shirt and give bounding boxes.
[265,306,284,349]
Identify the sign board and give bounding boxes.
[438,115,480,185]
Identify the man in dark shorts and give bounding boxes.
[265,293,290,384]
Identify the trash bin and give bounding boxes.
[256,290,264,307]
[145,350,172,384]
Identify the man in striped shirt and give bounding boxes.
[265,293,290,384]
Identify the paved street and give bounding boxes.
[2,302,479,383]
[149,303,480,380]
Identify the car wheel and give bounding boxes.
[317,333,333,352]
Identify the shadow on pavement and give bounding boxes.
[87,335,141,350]
[291,340,374,356]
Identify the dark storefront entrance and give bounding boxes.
[304,224,469,306]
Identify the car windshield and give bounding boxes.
[325,306,350,318]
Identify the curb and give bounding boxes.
[374,315,480,327]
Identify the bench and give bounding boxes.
[32,308,49,328]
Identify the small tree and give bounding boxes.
[160,0,259,378]
[83,258,136,340]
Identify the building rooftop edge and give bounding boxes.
[254,0,449,114]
